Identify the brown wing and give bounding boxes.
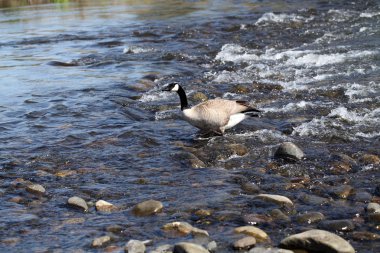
[191,99,251,128]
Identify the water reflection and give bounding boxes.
[0,0,208,20]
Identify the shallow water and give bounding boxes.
[0,0,380,252]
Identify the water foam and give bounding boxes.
[255,12,308,25]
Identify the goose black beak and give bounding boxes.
[162,86,171,91]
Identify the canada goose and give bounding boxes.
[162,82,261,135]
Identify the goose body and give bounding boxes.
[162,83,260,135]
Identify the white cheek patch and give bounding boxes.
[172,84,180,91]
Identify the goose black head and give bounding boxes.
[162,82,180,92]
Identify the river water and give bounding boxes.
[0,0,379,252]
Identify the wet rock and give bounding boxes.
[173,242,209,253]
[150,244,173,253]
[92,236,111,247]
[26,184,46,195]
[125,239,151,253]
[330,162,352,175]
[207,241,217,252]
[132,199,163,216]
[194,209,212,217]
[173,152,206,168]
[234,226,269,242]
[241,182,260,194]
[319,219,355,232]
[162,221,209,237]
[367,202,380,213]
[279,229,355,253]
[227,144,249,156]
[242,213,273,225]
[231,84,251,94]
[96,200,118,212]
[351,231,380,241]
[249,247,294,253]
[105,245,122,252]
[352,191,372,203]
[298,193,329,206]
[255,194,294,207]
[368,213,380,222]
[274,142,304,162]
[359,154,380,165]
[63,218,85,224]
[252,82,284,92]
[329,185,353,199]
[55,170,77,177]
[269,209,290,222]
[233,236,256,250]
[296,212,325,224]
[106,225,124,234]
[1,237,20,245]
[191,92,208,102]
[67,196,88,212]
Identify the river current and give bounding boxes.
[0,0,379,252]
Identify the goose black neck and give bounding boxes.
[177,85,188,111]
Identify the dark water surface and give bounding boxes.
[1,0,380,252]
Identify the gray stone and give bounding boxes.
[26,184,46,195]
[269,209,290,222]
[92,235,111,247]
[274,142,304,161]
[95,200,118,212]
[296,212,325,224]
[173,242,209,253]
[249,247,294,253]
[367,202,380,214]
[234,226,269,242]
[319,219,355,232]
[351,231,380,241]
[150,244,173,253]
[67,196,88,212]
[279,229,355,253]
[125,239,150,253]
[329,185,353,199]
[162,221,209,237]
[241,183,260,194]
[207,241,217,252]
[132,199,163,216]
[352,191,372,203]
[233,236,256,250]
[255,194,294,207]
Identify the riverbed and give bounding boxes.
[0,0,379,252]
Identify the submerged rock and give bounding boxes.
[233,236,256,250]
[279,229,355,253]
[95,200,118,212]
[329,185,354,199]
[274,142,304,162]
[359,154,380,165]
[173,242,209,253]
[125,239,151,253]
[249,247,294,253]
[67,196,88,212]
[351,231,380,241]
[234,226,269,242]
[367,202,380,214]
[319,219,355,232]
[296,212,325,224]
[132,199,163,216]
[150,244,173,253]
[191,92,208,102]
[26,184,46,195]
[255,194,294,207]
[162,221,209,237]
[92,235,111,247]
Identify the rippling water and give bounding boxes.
[1,0,379,252]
